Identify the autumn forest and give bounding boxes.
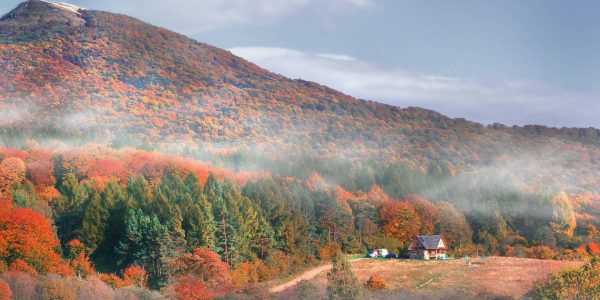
[0,0,599,299]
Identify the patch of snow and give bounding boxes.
[40,1,84,14]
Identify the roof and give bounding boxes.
[415,235,445,250]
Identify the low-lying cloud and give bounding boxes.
[229,47,600,128]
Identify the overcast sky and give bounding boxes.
[2,0,599,127]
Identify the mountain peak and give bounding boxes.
[0,0,86,39]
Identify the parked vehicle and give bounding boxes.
[366,248,390,258]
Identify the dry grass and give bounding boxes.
[306,257,583,299]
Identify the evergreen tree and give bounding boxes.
[117,209,185,289]
[327,253,362,300]
[80,189,107,254]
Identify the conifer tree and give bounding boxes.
[327,253,362,300]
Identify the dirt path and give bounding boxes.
[269,257,366,293]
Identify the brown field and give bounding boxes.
[281,257,583,299]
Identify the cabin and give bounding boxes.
[408,235,447,260]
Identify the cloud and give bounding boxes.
[229,46,600,128]
[68,0,371,33]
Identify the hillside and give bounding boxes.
[0,1,599,193]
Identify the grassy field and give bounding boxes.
[279,257,583,299]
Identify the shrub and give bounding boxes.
[588,242,600,256]
[123,265,148,288]
[0,278,12,300]
[534,258,600,299]
[365,275,387,290]
[327,253,362,300]
[9,259,38,276]
[171,248,232,294]
[173,277,212,300]
[525,246,557,260]
[99,273,128,288]
[39,276,76,300]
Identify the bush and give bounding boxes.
[99,273,128,288]
[327,253,362,300]
[173,277,212,300]
[39,275,76,300]
[123,265,148,288]
[9,259,38,276]
[534,258,600,299]
[525,246,557,260]
[0,278,12,300]
[365,275,387,290]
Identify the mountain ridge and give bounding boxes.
[0,0,599,192]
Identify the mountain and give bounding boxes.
[0,0,599,192]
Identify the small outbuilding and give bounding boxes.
[408,235,447,260]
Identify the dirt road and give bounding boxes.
[269,257,366,293]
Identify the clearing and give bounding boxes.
[273,256,583,299]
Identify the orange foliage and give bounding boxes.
[0,208,63,274]
[9,259,38,276]
[335,185,355,202]
[0,278,12,300]
[99,273,128,288]
[525,246,557,260]
[318,243,341,260]
[123,265,148,288]
[365,275,387,290]
[367,185,390,205]
[380,200,421,243]
[403,195,440,235]
[589,242,600,256]
[0,157,25,196]
[71,251,95,278]
[174,277,212,300]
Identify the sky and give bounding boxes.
[1,0,599,128]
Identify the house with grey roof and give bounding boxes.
[407,235,448,259]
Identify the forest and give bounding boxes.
[0,1,599,298]
[0,143,599,298]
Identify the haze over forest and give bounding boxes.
[0,1,598,299]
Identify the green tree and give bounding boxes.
[117,209,185,289]
[327,253,362,300]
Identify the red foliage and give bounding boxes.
[26,159,55,188]
[174,277,213,300]
[0,208,63,274]
[0,278,12,300]
[589,242,600,256]
[171,248,232,295]
[123,265,147,288]
[88,157,129,186]
[0,148,28,160]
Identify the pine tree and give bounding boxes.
[117,209,185,289]
[327,253,362,300]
